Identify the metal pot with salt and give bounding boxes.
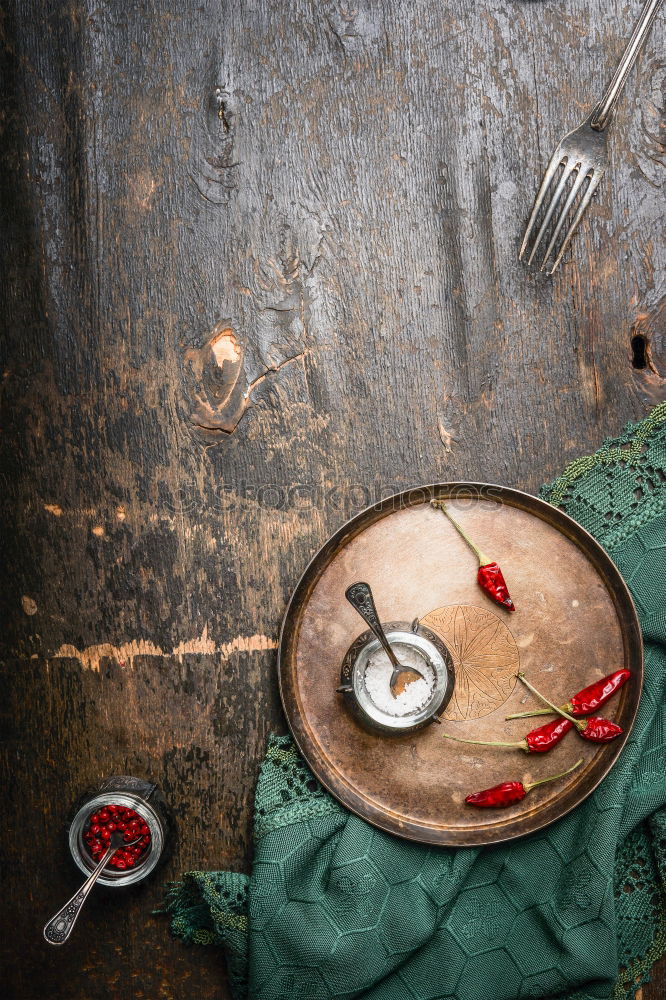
[338,582,455,735]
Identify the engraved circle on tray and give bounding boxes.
[420,605,519,722]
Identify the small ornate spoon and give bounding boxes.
[345,582,425,697]
[44,831,140,945]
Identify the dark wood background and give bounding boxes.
[2,1,664,997]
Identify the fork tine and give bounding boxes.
[518,149,566,260]
[526,158,579,265]
[546,169,605,274]
[538,166,590,271]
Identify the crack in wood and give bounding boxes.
[50,627,277,672]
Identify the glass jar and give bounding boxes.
[68,776,174,887]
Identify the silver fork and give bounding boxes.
[519,0,663,274]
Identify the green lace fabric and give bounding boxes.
[162,402,666,1000]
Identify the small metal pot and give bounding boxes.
[338,619,454,734]
[68,776,174,887]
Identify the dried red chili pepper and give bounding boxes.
[577,717,624,742]
[569,669,630,714]
[431,500,515,612]
[517,673,623,744]
[506,668,631,721]
[466,781,527,807]
[525,716,574,751]
[442,716,573,754]
[465,758,583,807]
[477,561,514,611]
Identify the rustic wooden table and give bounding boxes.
[2,1,665,997]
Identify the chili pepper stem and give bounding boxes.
[430,500,491,566]
[442,732,528,752]
[516,673,584,730]
[524,758,584,793]
[505,707,555,721]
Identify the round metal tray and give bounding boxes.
[278,484,643,846]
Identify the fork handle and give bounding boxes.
[591,0,663,131]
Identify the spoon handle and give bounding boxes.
[43,843,115,945]
[345,582,401,669]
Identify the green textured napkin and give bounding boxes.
[163,403,666,1000]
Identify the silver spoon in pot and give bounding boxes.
[44,831,142,945]
[345,582,425,697]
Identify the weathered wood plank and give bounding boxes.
[2,0,664,996]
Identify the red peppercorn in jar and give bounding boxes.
[82,803,152,871]
[68,776,173,887]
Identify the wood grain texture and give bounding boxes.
[1,0,664,997]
